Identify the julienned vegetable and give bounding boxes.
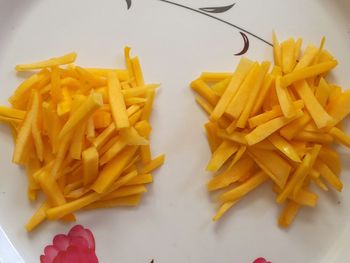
[0,49,165,231]
[191,33,349,228]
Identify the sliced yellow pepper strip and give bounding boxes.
[278,200,300,228]
[237,62,270,128]
[190,79,219,106]
[272,31,282,67]
[31,91,44,162]
[125,174,153,186]
[0,106,26,120]
[245,111,302,145]
[294,80,333,128]
[200,72,233,82]
[207,155,255,191]
[315,161,343,191]
[206,140,238,172]
[82,147,99,186]
[107,72,130,129]
[101,185,147,201]
[140,154,165,174]
[92,123,116,150]
[282,60,337,87]
[281,38,296,74]
[318,147,341,176]
[59,93,103,139]
[275,76,297,118]
[131,56,145,86]
[100,137,127,165]
[250,74,274,116]
[248,148,291,189]
[212,201,237,221]
[279,111,311,140]
[210,57,254,121]
[15,52,77,71]
[327,89,350,126]
[329,127,350,148]
[225,63,260,118]
[25,201,50,232]
[276,144,321,203]
[84,195,142,210]
[294,44,318,70]
[92,146,138,193]
[219,171,268,202]
[268,133,301,162]
[205,122,222,153]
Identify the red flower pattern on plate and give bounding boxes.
[253,257,272,263]
[40,225,98,263]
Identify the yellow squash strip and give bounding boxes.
[108,72,130,129]
[1,49,164,231]
[281,38,296,74]
[59,93,103,139]
[206,140,238,172]
[200,72,233,82]
[245,112,301,146]
[294,80,333,128]
[82,147,99,186]
[275,76,297,118]
[278,201,300,228]
[15,52,77,71]
[268,133,301,162]
[282,60,337,88]
[210,58,254,121]
[219,171,268,202]
[329,127,350,148]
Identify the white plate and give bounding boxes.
[1,0,350,262]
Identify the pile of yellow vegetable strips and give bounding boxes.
[0,48,165,231]
[191,34,350,227]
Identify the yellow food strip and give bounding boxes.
[211,78,231,96]
[108,72,130,129]
[85,68,129,81]
[200,72,233,82]
[12,93,36,164]
[92,146,138,193]
[120,127,149,146]
[237,62,270,128]
[92,123,116,150]
[282,60,337,87]
[212,201,237,221]
[101,185,147,201]
[131,56,144,86]
[210,57,254,121]
[84,195,142,210]
[100,137,127,165]
[268,133,301,162]
[225,63,260,118]
[294,45,319,70]
[59,93,103,139]
[329,127,350,147]
[276,145,321,203]
[216,129,247,145]
[315,78,331,107]
[207,155,255,191]
[318,147,341,176]
[279,112,311,140]
[275,76,297,118]
[248,148,291,189]
[206,140,238,172]
[121,84,159,97]
[272,31,282,67]
[25,201,50,232]
[31,91,44,162]
[69,121,87,160]
[205,122,222,152]
[315,161,343,191]
[281,38,296,74]
[245,112,301,146]
[219,171,268,202]
[191,79,219,106]
[140,154,166,174]
[16,53,77,71]
[292,189,318,207]
[278,201,300,228]
[250,74,274,116]
[327,89,350,126]
[294,131,333,144]
[141,90,156,121]
[82,147,99,186]
[294,80,333,128]
[0,107,25,119]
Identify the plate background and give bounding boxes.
[1,0,350,262]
